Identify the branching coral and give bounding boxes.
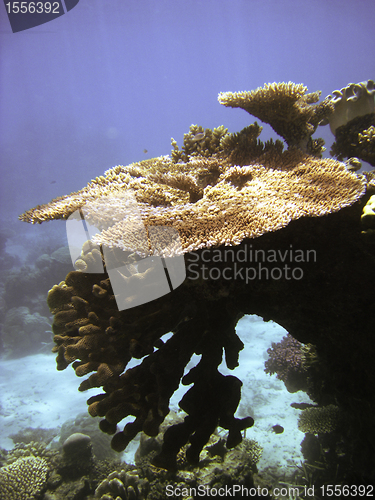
[323,80,375,166]
[298,405,340,434]
[218,81,333,151]
[264,333,308,393]
[2,306,51,357]
[220,122,285,165]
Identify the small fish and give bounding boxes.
[290,402,315,410]
[271,425,284,434]
[143,149,148,154]
[192,132,205,141]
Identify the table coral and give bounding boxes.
[0,456,48,500]
[218,81,333,151]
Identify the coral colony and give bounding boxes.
[16,81,375,490]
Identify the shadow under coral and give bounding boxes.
[47,194,375,481]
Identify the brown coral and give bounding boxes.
[46,261,253,468]
[218,81,333,151]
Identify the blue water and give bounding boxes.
[0,1,374,489]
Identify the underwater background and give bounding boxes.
[1,1,375,499]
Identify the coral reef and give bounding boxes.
[218,81,333,151]
[9,426,59,446]
[0,414,265,499]
[3,246,72,314]
[0,456,48,500]
[132,419,264,499]
[18,81,375,484]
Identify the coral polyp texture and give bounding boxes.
[19,81,375,483]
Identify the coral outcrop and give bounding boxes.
[323,80,375,166]
[18,81,375,484]
[0,456,48,500]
